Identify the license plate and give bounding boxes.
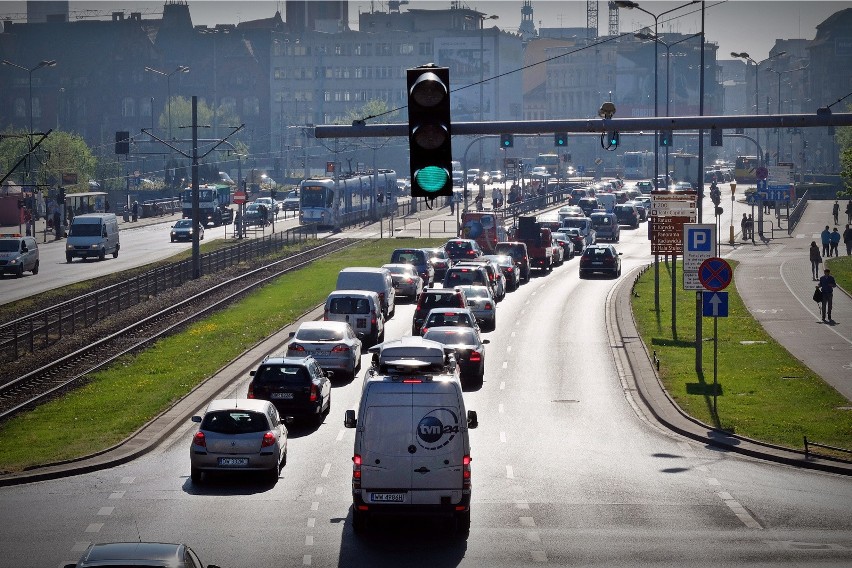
[371,493,405,503]
[591,262,603,266]
[270,392,294,399]
[218,457,248,467]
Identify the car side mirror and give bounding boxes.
[482,339,490,344]
[249,370,256,376]
[618,252,623,256]
[288,331,295,338]
[467,410,478,429]
[191,415,202,423]
[283,416,294,425]
[21,244,28,252]
[344,409,357,428]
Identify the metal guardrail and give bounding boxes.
[804,436,852,460]
[0,224,319,364]
[788,189,810,235]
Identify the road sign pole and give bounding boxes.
[672,255,677,339]
[713,314,718,415]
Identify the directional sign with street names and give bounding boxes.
[698,257,733,292]
[683,224,716,290]
[703,291,729,317]
[651,190,698,255]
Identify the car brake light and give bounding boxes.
[484,302,493,310]
[289,343,305,352]
[405,277,413,284]
[247,383,255,398]
[506,266,514,272]
[323,308,329,321]
[193,431,206,448]
[469,351,482,363]
[310,383,318,402]
[462,454,472,489]
[371,310,378,326]
[420,327,429,335]
[402,378,423,383]
[352,454,362,488]
[261,431,276,448]
[331,345,350,353]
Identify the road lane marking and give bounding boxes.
[303,555,311,565]
[515,500,529,510]
[502,361,508,369]
[520,516,536,527]
[707,478,721,486]
[718,492,762,529]
[336,429,345,441]
[506,346,512,353]
[506,465,514,479]
[97,507,114,516]
[311,502,319,511]
[305,535,313,546]
[72,542,90,553]
[499,403,504,413]
[315,487,323,495]
[526,531,541,543]
[500,431,506,443]
[307,518,316,528]
[321,463,331,477]
[85,523,103,533]
[531,550,548,562]
[120,477,135,484]
[108,491,124,499]
[500,381,506,390]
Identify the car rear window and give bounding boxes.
[391,250,426,264]
[295,328,345,341]
[426,312,473,327]
[591,214,612,227]
[329,297,370,314]
[424,328,477,344]
[253,364,310,385]
[444,269,486,286]
[445,241,473,256]
[420,292,462,309]
[201,410,269,434]
[583,247,612,258]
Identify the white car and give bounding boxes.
[287,321,362,380]
[253,196,278,215]
[530,166,549,178]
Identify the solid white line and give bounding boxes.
[321,463,331,478]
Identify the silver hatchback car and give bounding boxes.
[189,398,287,483]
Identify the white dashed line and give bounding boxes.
[85,523,103,533]
[500,381,506,390]
[502,361,508,369]
[526,531,541,543]
[108,491,124,499]
[506,346,512,353]
[120,477,135,484]
[500,432,506,443]
[307,518,316,528]
[321,463,331,478]
[506,465,515,479]
[515,500,530,510]
[531,550,548,562]
[315,487,323,495]
[707,478,721,486]
[498,403,504,413]
[336,429,345,441]
[511,331,516,337]
[311,502,320,511]
[303,554,312,565]
[72,542,90,553]
[97,507,114,516]
[718,492,762,529]
[305,535,314,546]
[519,516,536,527]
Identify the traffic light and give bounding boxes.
[608,131,619,148]
[58,187,66,204]
[710,128,723,147]
[659,130,672,147]
[554,132,567,147]
[710,184,721,206]
[407,65,453,199]
[500,133,514,148]
[803,140,808,148]
[115,131,130,155]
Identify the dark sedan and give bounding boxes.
[170,219,204,242]
[579,244,622,278]
[423,326,488,386]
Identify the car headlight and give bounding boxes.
[171,231,177,236]
[66,244,73,251]
[8,257,20,265]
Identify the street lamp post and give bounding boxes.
[478,14,498,173]
[731,51,786,165]
[766,65,809,164]
[144,65,190,140]
[616,1,698,186]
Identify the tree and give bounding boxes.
[839,103,852,194]
[0,128,96,193]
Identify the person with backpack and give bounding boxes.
[844,224,852,256]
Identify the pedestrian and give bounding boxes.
[818,268,837,322]
[740,213,748,241]
[447,193,455,215]
[844,224,852,256]
[830,227,841,257]
[131,201,139,222]
[809,241,822,280]
[832,199,840,224]
[820,225,831,257]
[846,199,852,224]
[53,210,62,240]
[746,214,755,243]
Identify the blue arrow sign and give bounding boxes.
[703,291,728,317]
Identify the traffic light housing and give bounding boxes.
[58,187,66,204]
[115,131,130,155]
[710,184,721,206]
[407,65,453,199]
[554,132,567,147]
[659,130,672,147]
[710,128,723,147]
[500,133,514,148]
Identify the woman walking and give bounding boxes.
[809,241,822,281]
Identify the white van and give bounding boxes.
[0,233,39,276]
[66,213,120,262]
[324,290,384,346]
[335,267,396,319]
[344,337,478,536]
[595,193,616,213]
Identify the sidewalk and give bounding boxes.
[2,209,182,243]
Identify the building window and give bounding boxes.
[122,97,135,118]
[335,44,343,55]
[419,42,432,56]
[274,67,286,80]
[324,91,331,102]
[399,43,414,55]
[243,96,259,117]
[140,98,152,118]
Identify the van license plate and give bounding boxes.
[270,392,294,399]
[218,457,248,467]
[371,493,404,503]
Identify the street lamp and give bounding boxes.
[731,50,786,164]
[478,14,498,172]
[635,30,701,183]
[144,65,190,140]
[2,59,57,137]
[766,64,809,164]
[616,1,698,186]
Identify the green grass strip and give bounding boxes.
[0,238,444,473]
[631,258,852,458]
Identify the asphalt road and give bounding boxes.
[2,220,850,567]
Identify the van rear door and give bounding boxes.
[360,390,414,502]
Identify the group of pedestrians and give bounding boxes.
[831,199,852,225]
[820,223,852,258]
[740,213,755,242]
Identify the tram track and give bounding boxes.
[0,238,360,423]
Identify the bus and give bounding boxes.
[180,183,233,226]
[535,153,560,176]
[299,170,396,228]
[622,151,655,180]
[734,156,759,183]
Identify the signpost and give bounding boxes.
[683,224,716,290]
[697,256,732,413]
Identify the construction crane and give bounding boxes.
[607,1,620,36]
[586,1,598,40]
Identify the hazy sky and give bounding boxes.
[1,1,849,61]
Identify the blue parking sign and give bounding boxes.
[687,228,713,252]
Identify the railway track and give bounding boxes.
[0,238,360,422]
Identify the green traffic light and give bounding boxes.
[414,166,449,193]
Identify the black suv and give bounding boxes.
[412,287,469,335]
[614,204,640,229]
[495,241,530,282]
[247,355,331,424]
[444,238,483,262]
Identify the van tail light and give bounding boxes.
[352,454,362,489]
[289,343,305,352]
[193,431,206,448]
[371,310,378,326]
[331,345,350,353]
[309,383,318,402]
[261,431,276,448]
[462,454,472,489]
[323,308,329,321]
[247,383,255,399]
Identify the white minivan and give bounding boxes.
[66,213,120,262]
[324,290,384,346]
[335,267,396,319]
[344,337,478,536]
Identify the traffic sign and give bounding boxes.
[233,191,247,204]
[698,257,732,292]
[755,166,768,180]
[683,224,716,290]
[702,291,729,317]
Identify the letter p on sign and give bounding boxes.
[689,229,712,252]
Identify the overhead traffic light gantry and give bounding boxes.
[407,65,453,199]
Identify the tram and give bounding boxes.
[622,151,655,180]
[299,170,396,228]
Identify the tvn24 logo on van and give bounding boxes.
[417,408,461,450]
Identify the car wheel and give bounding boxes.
[98,249,106,261]
[171,237,175,242]
[353,509,368,534]
[268,464,279,483]
[32,260,39,275]
[190,467,202,483]
[454,510,471,537]
[66,254,72,263]
[281,449,287,468]
[579,270,586,279]
[16,265,23,278]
